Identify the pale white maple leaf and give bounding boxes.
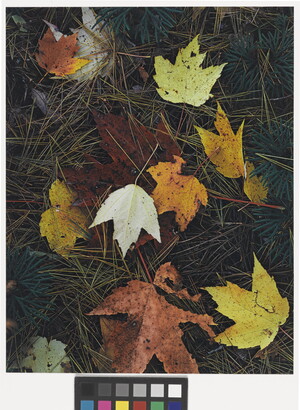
[89,184,161,256]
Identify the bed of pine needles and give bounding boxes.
[6,6,293,374]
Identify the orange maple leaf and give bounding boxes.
[147,155,208,231]
[35,28,90,77]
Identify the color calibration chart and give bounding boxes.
[75,376,188,410]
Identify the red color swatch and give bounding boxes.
[133,402,147,410]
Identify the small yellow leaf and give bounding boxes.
[202,254,289,350]
[195,102,245,178]
[154,35,226,107]
[147,155,208,231]
[244,161,268,202]
[40,180,89,257]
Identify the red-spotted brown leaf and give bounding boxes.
[88,279,215,373]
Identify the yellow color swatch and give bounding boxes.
[116,402,129,410]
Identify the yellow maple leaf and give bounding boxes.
[40,180,89,257]
[202,254,289,350]
[147,155,208,231]
[244,161,268,202]
[195,102,245,178]
[153,35,226,107]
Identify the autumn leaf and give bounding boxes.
[89,184,161,256]
[95,263,204,372]
[35,28,90,77]
[202,254,289,350]
[88,275,216,373]
[68,7,114,82]
[62,112,181,207]
[20,337,71,373]
[195,102,245,178]
[147,155,208,231]
[154,35,226,106]
[244,161,268,202]
[153,262,200,302]
[40,179,89,257]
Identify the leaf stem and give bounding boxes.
[279,326,293,340]
[136,247,153,284]
[193,147,221,176]
[209,194,285,210]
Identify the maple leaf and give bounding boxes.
[20,336,71,373]
[88,276,216,373]
[244,161,268,202]
[153,34,226,106]
[202,254,289,350]
[89,184,161,256]
[40,180,89,257]
[35,28,90,77]
[68,7,114,82]
[147,155,208,231]
[62,112,181,207]
[195,102,245,178]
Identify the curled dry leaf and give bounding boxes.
[6,280,17,293]
[31,88,49,115]
[6,318,18,334]
[154,35,226,106]
[195,102,245,178]
[138,65,149,82]
[20,336,71,373]
[202,254,289,350]
[62,112,180,207]
[244,161,268,202]
[153,262,200,302]
[40,180,89,257]
[147,155,208,231]
[88,279,216,373]
[35,28,90,76]
[89,184,161,257]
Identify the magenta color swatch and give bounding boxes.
[98,401,111,410]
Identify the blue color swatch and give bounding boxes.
[81,400,94,410]
[168,402,182,410]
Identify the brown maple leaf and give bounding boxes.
[88,278,215,373]
[62,112,181,207]
[35,28,90,76]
